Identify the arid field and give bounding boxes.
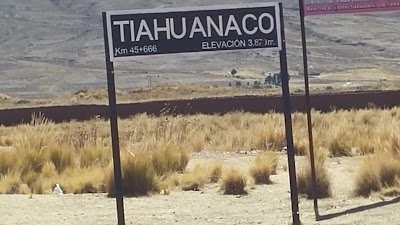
[1,0,400,224]
[1,106,400,224]
[1,68,400,110]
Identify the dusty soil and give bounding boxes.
[1,1,399,224]
[1,153,399,225]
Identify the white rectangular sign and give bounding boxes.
[104,3,282,61]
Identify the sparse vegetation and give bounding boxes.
[0,150,18,175]
[297,149,332,199]
[0,107,399,198]
[0,172,30,194]
[354,152,400,197]
[106,151,158,197]
[151,142,189,175]
[181,165,209,191]
[221,168,247,195]
[250,162,271,185]
[79,145,111,168]
[250,152,278,184]
[180,163,224,191]
[58,166,106,194]
[0,115,112,194]
[210,163,223,183]
[1,77,400,109]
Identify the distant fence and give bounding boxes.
[0,90,399,126]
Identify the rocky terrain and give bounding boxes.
[0,0,399,99]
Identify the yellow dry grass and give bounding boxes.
[181,165,210,191]
[354,152,400,197]
[0,172,30,194]
[0,107,399,198]
[106,151,158,197]
[249,152,279,185]
[220,167,247,195]
[209,162,223,183]
[297,148,332,199]
[180,162,225,191]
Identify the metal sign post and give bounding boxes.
[278,3,300,225]
[102,3,299,224]
[102,12,126,225]
[299,0,400,221]
[298,0,319,220]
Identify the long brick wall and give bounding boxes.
[0,90,399,126]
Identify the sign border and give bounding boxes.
[106,3,282,62]
[303,0,400,16]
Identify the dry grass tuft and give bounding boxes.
[79,145,111,168]
[354,153,400,197]
[1,108,400,197]
[0,136,13,147]
[250,163,271,185]
[21,170,40,190]
[221,168,247,195]
[157,173,181,193]
[0,150,19,175]
[190,133,205,152]
[41,161,58,178]
[354,156,382,197]
[327,135,352,157]
[210,163,223,183]
[381,186,400,197]
[249,152,278,185]
[47,144,75,173]
[181,165,208,191]
[297,149,332,199]
[181,163,224,191]
[151,142,190,176]
[252,120,285,151]
[0,172,30,194]
[60,167,106,194]
[294,139,308,156]
[385,131,400,155]
[379,156,400,187]
[106,151,158,197]
[19,149,48,174]
[12,113,58,153]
